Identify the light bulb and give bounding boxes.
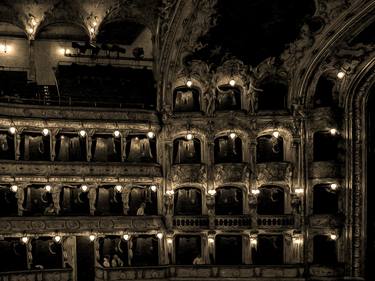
[123,234,129,241]
[45,185,52,192]
[147,131,155,139]
[186,80,193,87]
[10,185,18,192]
[54,235,62,243]
[186,133,193,140]
[337,71,345,79]
[81,185,88,192]
[251,189,260,195]
[166,190,174,196]
[157,232,163,239]
[114,130,121,137]
[208,238,215,244]
[293,237,302,245]
[330,183,338,190]
[90,27,95,33]
[273,131,280,138]
[115,185,122,192]
[250,238,257,245]
[229,79,236,86]
[65,48,71,55]
[330,128,337,135]
[27,27,34,34]
[89,234,96,241]
[330,234,337,240]
[9,126,16,134]
[208,189,216,196]
[229,132,237,139]
[42,128,49,136]
[79,130,86,137]
[295,188,304,194]
[150,185,157,192]
[92,21,97,27]
[167,238,173,244]
[21,237,29,243]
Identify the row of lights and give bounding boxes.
[7,127,156,139]
[10,184,157,193]
[186,79,236,88]
[249,183,339,196]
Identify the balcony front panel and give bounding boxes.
[0,216,164,235]
[172,216,209,230]
[256,162,292,186]
[309,214,345,228]
[0,268,73,281]
[214,163,250,185]
[309,161,343,179]
[169,164,206,185]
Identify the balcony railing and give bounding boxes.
[172,216,209,229]
[0,268,73,281]
[95,265,305,280]
[214,215,251,229]
[257,214,295,228]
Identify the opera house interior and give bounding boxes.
[0,0,375,280]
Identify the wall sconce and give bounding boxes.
[166,237,173,244]
[251,189,260,195]
[208,189,216,196]
[45,185,52,192]
[79,130,87,137]
[337,71,345,79]
[9,126,16,134]
[250,237,257,246]
[150,185,157,192]
[229,132,237,139]
[157,232,164,239]
[272,131,280,138]
[89,234,96,242]
[186,133,193,140]
[208,237,215,244]
[42,128,49,136]
[330,183,338,190]
[329,128,338,135]
[113,130,121,137]
[115,185,123,192]
[21,236,29,244]
[122,234,130,241]
[147,131,155,139]
[229,79,236,87]
[186,79,193,88]
[81,185,88,192]
[53,235,62,243]
[329,233,338,240]
[10,185,18,192]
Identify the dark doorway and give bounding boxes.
[76,236,95,281]
[215,235,242,265]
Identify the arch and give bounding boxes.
[215,186,243,215]
[256,134,284,163]
[173,85,201,112]
[257,77,288,111]
[252,234,284,265]
[0,21,27,38]
[98,235,127,267]
[174,186,202,215]
[214,135,242,163]
[257,185,285,215]
[173,136,202,164]
[35,22,90,41]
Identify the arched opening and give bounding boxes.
[55,132,87,161]
[173,137,201,164]
[215,235,242,265]
[215,186,243,215]
[131,235,158,266]
[173,86,201,112]
[128,186,157,216]
[36,22,89,41]
[214,135,242,163]
[31,237,63,269]
[313,131,340,161]
[313,235,337,265]
[0,129,15,160]
[313,184,338,214]
[174,187,202,215]
[175,235,202,265]
[256,134,284,163]
[257,185,285,215]
[125,134,157,163]
[257,79,288,111]
[98,236,128,267]
[215,84,242,111]
[314,75,335,108]
[252,234,284,265]
[0,238,28,272]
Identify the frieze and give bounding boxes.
[0,216,164,235]
[0,269,73,281]
[170,164,206,185]
[214,163,250,186]
[256,162,293,187]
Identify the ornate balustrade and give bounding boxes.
[257,214,295,228]
[0,161,162,180]
[214,215,251,229]
[0,216,164,234]
[172,216,209,230]
[95,265,305,281]
[0,268,72,281]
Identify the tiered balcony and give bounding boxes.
[257,214,295,229]
[0,268,73,281]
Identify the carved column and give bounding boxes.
[16,183,27,216]
[52,184,62,215]
[249,140,257,177]
[88,184,97,216]
[292,138,301,187]
[50,129,59,161]
[164,193,174,229]
[86,129,95,162]
[121,131,128,162]
[15,131,22,160]
[202,235,209,264]
[206,193,215,229]
[243,234,251,264]
[121,184,131,215]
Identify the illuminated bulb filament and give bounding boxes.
[45,185,52,192]
[115,185,123,192]
[330,128,337,135]
[186,80,193,87]
[21,237,29,243]
[150,185,157,192]
[147,131,155,139]
[42,128,49,136]
[10,185,18,192]
[330,183,338,190]
[79,130,87,137]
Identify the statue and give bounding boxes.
[88,185,97,215]
[52,185,61,215]
[16,185,25,216]
[245,76,263,113]
[204,87,215,116]
[121,185,131,215]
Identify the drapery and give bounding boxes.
[175,90,194,111]
[24,135,45,160]
[127,137,152,161]
[174,139,196,163]
[93,137,116,161]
